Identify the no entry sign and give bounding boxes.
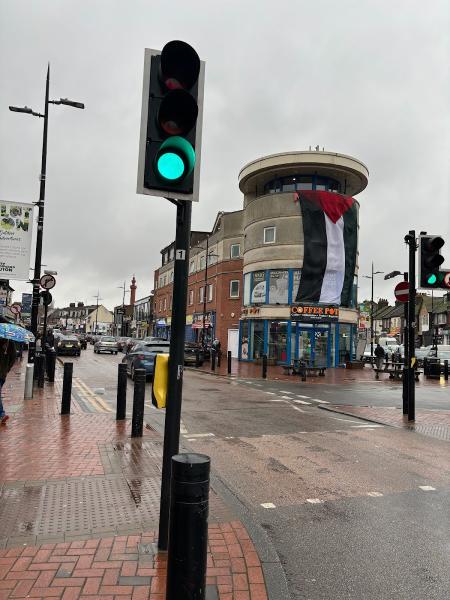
[394,281,410,303]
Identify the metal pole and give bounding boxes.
[24,363,34,399]
[94,292,99,335]
[370,261,374,362]
[61,362,73,414]
[407,231,416,421]
[158,200,192,551]
[402,272,409,414]
[131,368,146,437]
[29,66,50,363]
[211,349,216,371]
[116,362,127,420]
[262,354,267,379]
[122,281,126,337]
[227,350,232,375]
[202,235,209,348]
[166,453,210,600]
[444,360,448,381]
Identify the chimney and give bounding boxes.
[130,275,137,306]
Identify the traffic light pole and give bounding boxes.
[29,66,50,362]
[402,272,409,415]
[406,231,417,421]
[158,199,192,551]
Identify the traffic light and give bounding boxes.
[137,41,205,202]
[419,235,446,288]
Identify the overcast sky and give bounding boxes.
[1,0,449,310]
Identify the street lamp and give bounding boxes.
[117,282,130,336]
[196,237,219,348]
[363,262,384,360]
[92,292,102,335]
[9,65,84,362]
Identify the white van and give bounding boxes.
[378,337,398,351]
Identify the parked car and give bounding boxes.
[436,350,450,367]
[125,338,140,354]
[122,341,170,380]
[94,336,119,354]
[414,346,432,366]
[184,342,204,366]
[76,333,87,350]
[56,335,81,356]
[116,337,131,352]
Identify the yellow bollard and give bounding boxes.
[152,353,169,408]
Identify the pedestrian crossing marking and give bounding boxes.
[294,399,311,405]
[419,486,436,491]
[296,395,310,399]
[367,492,384,497]
[261,502,276,508]
[306,498,324,504]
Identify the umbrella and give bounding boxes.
[0,323,35,343]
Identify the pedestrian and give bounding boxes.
[374,343,385,371]
[0,338,17,424]
[212,338,221,353]
[45,329,55,350]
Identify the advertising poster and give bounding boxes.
[269,270,289,304]
[0,200,34,280]
[251,271,266,303]
[21,293,32,317]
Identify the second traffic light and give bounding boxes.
[137,41,205,202]
[419,234,445,288]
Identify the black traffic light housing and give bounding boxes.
[419,235,446,288]
[137,41,205,202]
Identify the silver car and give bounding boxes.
[94,335,119,355]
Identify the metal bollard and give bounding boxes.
[227,351,232,375]
[116,363,127,420]
[217,350,221,368]
[35,353,45,388]
[211,349,216,372]
[131,368,146,437]
[166,453,210,600]
[423,358,428,377]
[61,362,73,415]
[444,360,449,381]
[195,349,200,368]
[24,364,34,399]
[262,354,267,379]
[402,368,408,414]
[46,349,56,383]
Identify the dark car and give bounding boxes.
[56,335,81,356]
[184,342,204,366]
[116,337,131,352]
[122,341,170,380]
[125,338,140,354]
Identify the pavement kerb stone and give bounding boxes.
[318,404,396,427]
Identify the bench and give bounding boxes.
[282,363,327,380]
[374,368,422,381]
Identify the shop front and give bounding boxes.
[191,311,216,345]
[239,304,357,367]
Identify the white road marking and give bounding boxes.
[331,417,362,424]
[306,498,324,504]
[224,436,234,439]
[367,492,384,497]
[265,391,277,395]
[184,433,215,438]
[261,502,276,509]
[180,421,188,434]
[269,399,285,402]
[350,424,384,428]
[419,486,436,491]
[310,399,330,404]
[296,395,311,399]
[294,399,312,405]
[280,390,294,394]
[281,395,293,400]
[292,406,306,413]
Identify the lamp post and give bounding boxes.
[117,282,130,336]
[9,65,84,362]
[197,237,219,348]
[92,292,102,335]
[363,262,384,360]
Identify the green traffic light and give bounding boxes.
[157,152,185,180]
[155,136,196,182]
[427,273,437,285]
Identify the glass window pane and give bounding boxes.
[250,321,265,360]
[264,227,275,244]
[241,321,249,359]
[244,273,251,306]
[268,321,288,362]
[269,270,289,304]
[292,269,301,303]
[251,271,266,303]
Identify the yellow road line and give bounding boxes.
[73,378,113,413]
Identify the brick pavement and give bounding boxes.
[0,360,269,599]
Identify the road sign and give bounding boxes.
[394,281,409,303]
[40,290,52,306]
[10,304,21,315]
[40,274,56,290]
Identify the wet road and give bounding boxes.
[61,348,450,599]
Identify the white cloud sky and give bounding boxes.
[1,0,449,308]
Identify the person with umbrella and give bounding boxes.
[0,338,16,424]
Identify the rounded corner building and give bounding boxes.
[237,149,369,367]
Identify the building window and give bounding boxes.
[159,300,162,311]
[163,298,167,311]
[230,280,240,298]
[207,284,213,302]
[230,244,240,259]
[244,273,251,306]
[189,290,194,305]
[268,321,288,362]
[200,255,206,270]
[189,260,195,274]
[199,286,205,303]
[170,271,174,283]
[264,227,276,244]
[250,321,265,360]
[169,247,174,261]
[268,270,288,304]
[251,271,266,303]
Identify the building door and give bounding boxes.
[294,323,330,367]
[296,326,314,366]
[313,326,329,367]
[227,329,239,358]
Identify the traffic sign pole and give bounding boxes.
[405,231,417,421]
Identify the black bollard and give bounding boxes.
[61,362,73,415]
[262,354,267,379]
[131,368,146,437]
[195,349,200,368]
[211,349,216,372]
[444,360,449,381]
[402,368,408,414]
[116,363,127,420]
[46,349,56,383]
[36,353,45,388]
[423,358,428,377]
[217,350,221,368]
[227,351,232,375]
[166,453,210,600]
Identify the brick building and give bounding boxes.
[152,211,243,355]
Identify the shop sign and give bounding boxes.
[291,303,339,321]
[251,271,266,304]
[186,314,193,325]
[241,307,260,316]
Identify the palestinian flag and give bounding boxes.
[294,190,358,306]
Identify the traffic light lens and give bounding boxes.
[427,274,437,285]
[159,90,198,135]
[157,152,185,181]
